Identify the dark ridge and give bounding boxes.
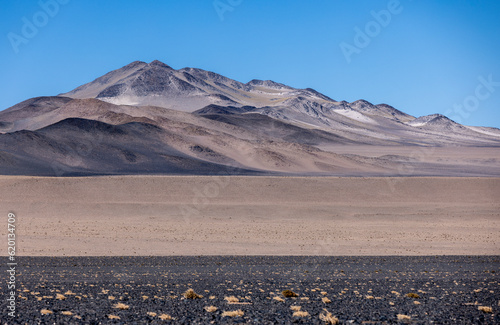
[3,129,47,141]
[38,118,126,135]
[118,121,163,132]
[193,104,258,115]
[96,83,126,98]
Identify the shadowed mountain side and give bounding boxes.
[195,112,357,146]
[1,116,413,176]
[0,118,260,176]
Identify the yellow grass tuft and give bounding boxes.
[56,293,66,300]
[478,306,492,313]
[366,295,374,299]
[322,297,332,303]
[209,295,216,300]
[406,293,420,299]
[204,306,218,312]
[61,311,73,316]
[320,291,328,295]
[222,309,244,317]
[108,296,115,300]
[40,309,53,315]
[225,296,239,303]
[293,310,310,317]
[147,312,157,317]
[273,296,285,302]
[184,288,202,299]
[142,295,149,300]
[319,310,339,324]
[414,300,421,305]
[397,314,411,322]
[108,315,120,320]
[113,303,129,310]
[282,290,298,298]
[290,305,302,311]
[159,314,172,320]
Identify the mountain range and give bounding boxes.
[1,60,499,176]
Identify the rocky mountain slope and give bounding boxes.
[1,60,499,176]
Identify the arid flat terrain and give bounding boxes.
[3,256,498,324]
[2,176,498,256]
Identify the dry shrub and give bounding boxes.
[205,306,218,312]
[159,314,172,320]
[322,297,332,303]
[40,309,53,315]
[406,293,420,299]
[222,309,244,317]
[184,289,202,299]
[61,311,73,316]
[282,290,298,298]
[108,315,120,320]
[113,303,129,310]
[147,312,157,317]
[414,301,421,305]
[290,306,302,311]
[56,293,66,300]
[293,311,310,317]
[366,295,374,299]
[273,296,285,302]
[478,306,492,313]
[397,314,411,322]
[319,310,339,324]
[225,296,239,303]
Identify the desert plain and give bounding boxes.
[2,175,499,257]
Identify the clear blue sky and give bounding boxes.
[1,0,499,127]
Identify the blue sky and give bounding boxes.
[1,0,499,127]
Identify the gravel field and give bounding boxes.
[2,256,499,324]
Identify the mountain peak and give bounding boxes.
[246,79,291,90]
[125,60,147,68]
[407,113,458,127]
[148,60,173,69]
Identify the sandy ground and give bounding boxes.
[1,176,499,256]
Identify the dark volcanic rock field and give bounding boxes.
[2,256,498,324]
